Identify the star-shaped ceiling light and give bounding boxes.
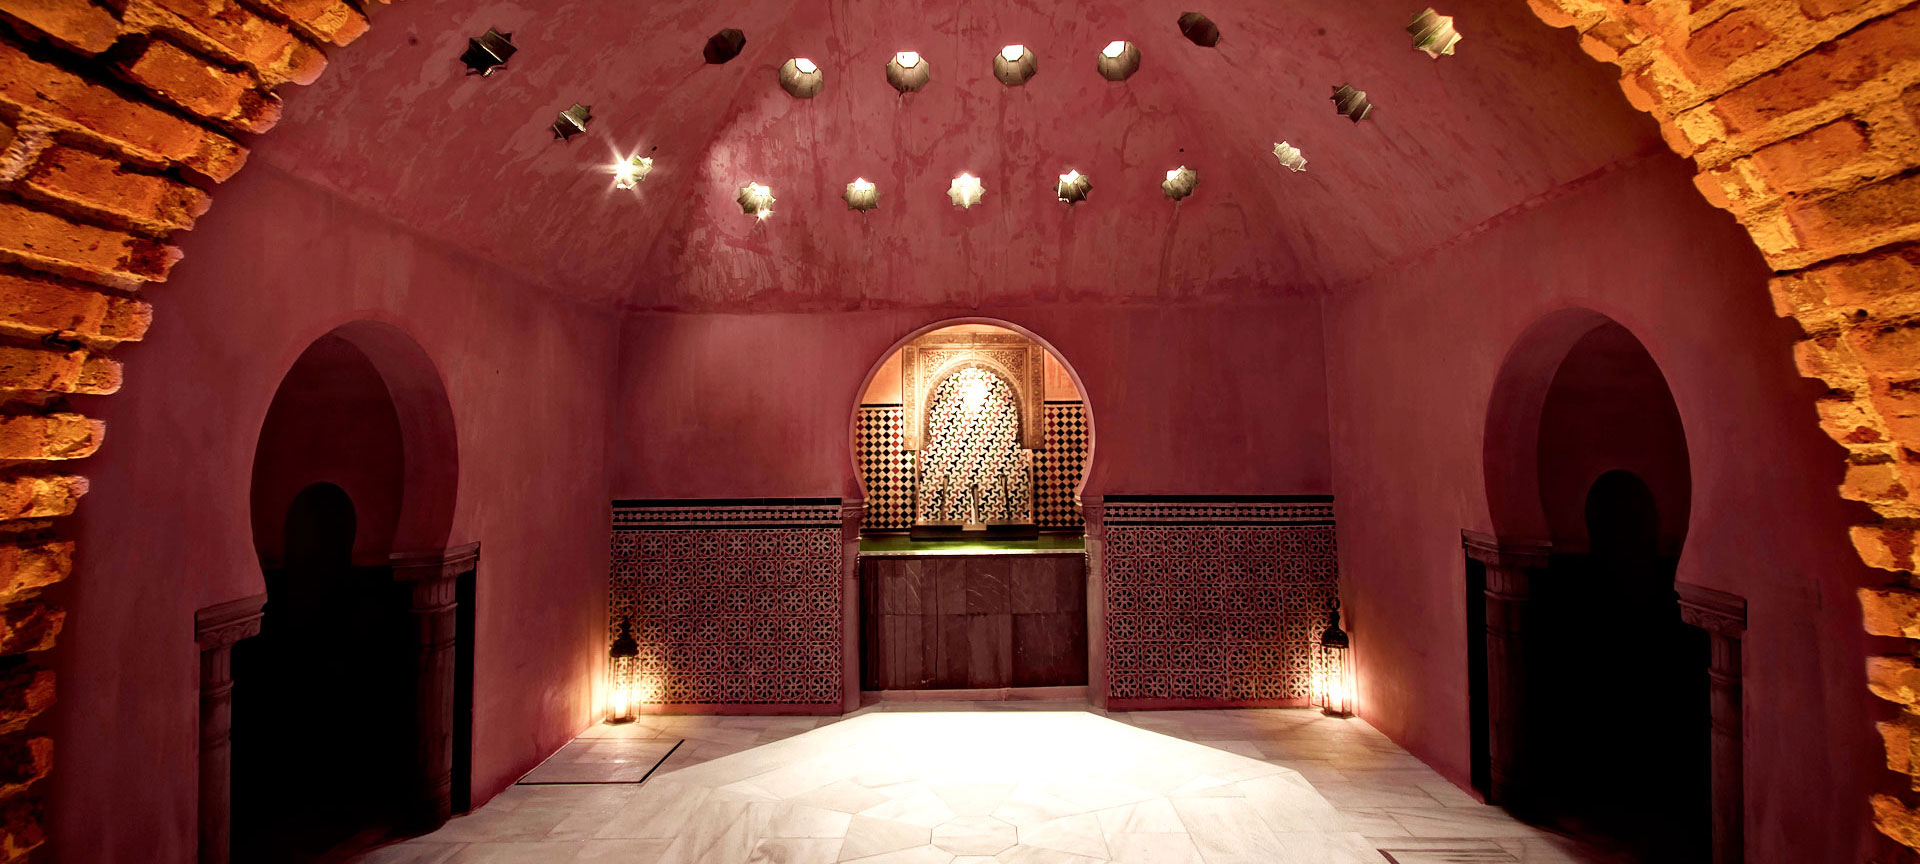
[460,28,516,76]
[888,51,931,93]
[1273,142,1307,172]
[780,57,824,98]
[1331,84,1373,123]
[845,177,879,212]
[737,182,775,219]
[1056,170,1092,205]
[994,44,1038,86]
[948,173,985,209]
[1409,8,1462,59]
[551,103,591,140]
[611,154,653,189]
[1096,40,1141,81]
[1162,166,1198,200]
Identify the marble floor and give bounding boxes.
[351,703,1622,864]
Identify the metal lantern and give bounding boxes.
[607,616,639,723]
[1317,598,1354,717]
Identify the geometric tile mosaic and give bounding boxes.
[857,399,1087,531]
[1102,496,1338,707]
[609,499,843,707]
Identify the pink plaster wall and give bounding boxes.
[249,334,407,568]
[1535,322,1691,551]
[48,164,617,862]
[610,302,1332,501]
[1324,153,1895,863]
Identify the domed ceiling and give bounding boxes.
[256,0,1665,311]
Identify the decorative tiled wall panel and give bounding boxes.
[1101,496,1337,707]
[857,401,1086,530]
[919,369,1028,523]
[856,407,914,529]
[609,499,843,707]
[1034,403,1088,528]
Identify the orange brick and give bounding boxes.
[1781,244,1920,323]
[1713,6,1920,133]
[252,0,368,46]
[1846,460,1910,505]
[1855,522,1918,571]
[0,413,103,460]
[1864,586,1920,637]
[0,0,122,55]
[0,344,118,395]
[1786,170,1920,252]
[1750,118,1872,192]
[0,543,71,599]
[0,271,149,345]
[0,790,42,861]
[134,0,326,85]
[117,38,280,133]
[1877,793,1920,848]
[1802,0,1873,17]
[0,664,52,735]
[1884,718,1914,773]
[0,735,51,792]
[0,41,246,181]
[0,605,60,656]
[0,476,85,523]
[22,146,211,233]
[0,201,179,286]
[1689,10,1776,70]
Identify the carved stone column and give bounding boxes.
[1679,582,1747,864]
[1081,496,1107,709]
[194,595,266,864]
[1462,531,1551,808]
[840,500,865,714]
[389,543,478,832]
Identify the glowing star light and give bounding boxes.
[1273,141,1307,173]
[1056,169,1092,205]
[845,177,879,212]
[780,57,824,98]
[887,51,931,93]
[1162,165,1198,200]
[1096,40,1140,81]
[736,181,775,219]
[611,154,653,189]
[1409,8,1462,59]
[948,173,985,209]
[994,44,1038,86]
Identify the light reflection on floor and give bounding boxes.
[352,703,1617,864]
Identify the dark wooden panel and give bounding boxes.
[862,553,1086,691]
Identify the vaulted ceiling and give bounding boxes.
[256,0,1665,311]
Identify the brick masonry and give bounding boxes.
[0,0,1911,853]
[0,0,367,859]
[1523,0,1920,848]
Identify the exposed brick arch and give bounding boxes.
[0,0,368,857]
[1522,0,1920,847]
[0,0,1913,859]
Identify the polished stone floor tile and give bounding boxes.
[352,705,1620,864]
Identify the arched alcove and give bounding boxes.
[847,319,1097,695]
[224,322,471,862]
[1474,310,1715,863]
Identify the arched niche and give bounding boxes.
[849,319,1094,532]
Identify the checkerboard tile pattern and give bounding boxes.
[855,406,914,529]
[857,400,1087,530]
[1035,402,1088,527]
